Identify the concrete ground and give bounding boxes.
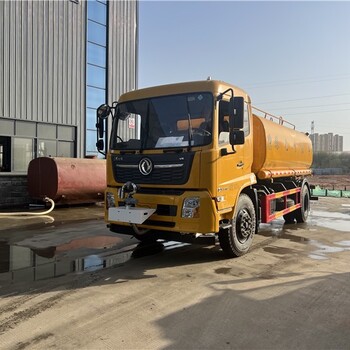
[0,197,349,349]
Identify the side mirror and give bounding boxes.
[97,104,111,120]
[96,139,104,152]
[96,118,104,139]
[229,96,244,129]
[230,130,245,146]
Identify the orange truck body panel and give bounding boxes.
[252,114,313,179]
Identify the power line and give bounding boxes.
[255,93,350,105]
[309,121,350,129]
[245,73,350,87]
[267,102,350,112]
[246,74,350,89]
[285,108,350,116]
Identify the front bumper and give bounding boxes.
[105,188,219,234]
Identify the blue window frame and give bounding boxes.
[87,20,107,46]
[87,42,106,67]
[86,0,107,157]
[86,108,97,130]
[87,65,106,89]
[87,1,107,24]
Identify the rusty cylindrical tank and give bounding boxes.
[252,115,313,180]
[28,157,106,204]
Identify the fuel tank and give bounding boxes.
[252,115,313,180]
[28,157,106,204]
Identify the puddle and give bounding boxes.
[258,221,311,245]
[0,235,183,285]
[335,240,350,247]
[308,239,350,260]
[258,220,284,237]
[312,210,350,219]
[0,240,137,284]
[310,210,350,232]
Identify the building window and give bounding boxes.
[0,119,76,173]
[0,136,11,172]
[38,140,57,158]
[13,138,34,172]
[86,0,108,157]
[58,141,75,157]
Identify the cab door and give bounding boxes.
[216,100,253,211]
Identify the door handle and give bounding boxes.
[237,161,244,168]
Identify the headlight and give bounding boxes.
[182,197,200,218]
[106,192,115,209]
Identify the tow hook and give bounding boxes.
[118,181,140,208]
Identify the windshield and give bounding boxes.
[110,93,213,150]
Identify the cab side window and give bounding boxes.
[218,100,230,145]
[218,100,250,144]
[243,102,250,136]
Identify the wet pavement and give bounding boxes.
[0,204,138,285]
[0,197,349,287]
[0,197,350,349]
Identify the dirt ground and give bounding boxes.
[0,197,350,349]
[310,175,350,190]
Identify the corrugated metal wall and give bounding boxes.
[108,0,138,104]
[0,0,138,157]
[107,0,138,143]
[0,1,85,128]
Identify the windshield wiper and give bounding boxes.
[186,100,193,151]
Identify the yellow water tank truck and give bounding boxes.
[96,80,313,257]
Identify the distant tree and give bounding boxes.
[312,152,350,173]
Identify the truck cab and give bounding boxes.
[97,80,312,258]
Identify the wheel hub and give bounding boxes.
[237,209,253,241]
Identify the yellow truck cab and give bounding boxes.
[96,80,312,257]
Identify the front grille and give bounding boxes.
[112,152,194,185]
[116,167,184,184]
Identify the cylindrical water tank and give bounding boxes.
[252,115,313,179]
[28,157,106,204]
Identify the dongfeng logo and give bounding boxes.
[139,158,153,176]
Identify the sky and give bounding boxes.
[138,1,350,150]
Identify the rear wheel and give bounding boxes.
[219,194,256,258]
[283,211,296,224]
[283,198,296,224]
[295,184,310,223]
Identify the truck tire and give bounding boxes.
[295,184,310,223]
[283,198,296,224]
[283,211,296,224]
[219,194,256,258]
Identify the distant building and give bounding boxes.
[310,133,343,152]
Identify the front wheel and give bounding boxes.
[219,194,256,258]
